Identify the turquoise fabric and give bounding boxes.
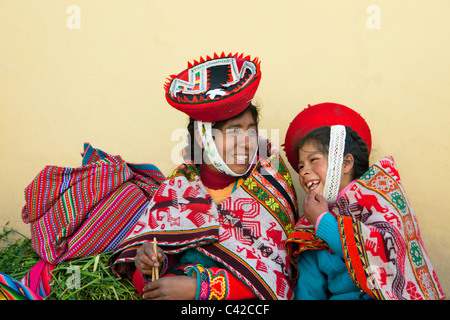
[294,213,372,300]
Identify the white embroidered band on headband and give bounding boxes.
[323,125,346,204]
[196,121,258,177]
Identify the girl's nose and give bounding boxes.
[299,166,310,176]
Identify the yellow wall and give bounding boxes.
[1,0,448,297]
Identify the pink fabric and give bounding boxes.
[28,260,47,293]
[314,212,328,229]
[331,180,357,207]
[314,180,357,229]
[21,259,54,299]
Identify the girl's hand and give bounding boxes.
[135,241,166,276]
[142,276,197,300]
[303,193,329,226]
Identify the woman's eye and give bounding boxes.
[226,129,239,136]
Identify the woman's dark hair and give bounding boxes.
[185,103,259,163]
[297,126,370,180]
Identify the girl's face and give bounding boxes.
[297,140,328,195]
[212,111,258,175]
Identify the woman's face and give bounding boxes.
[212,111,258,175]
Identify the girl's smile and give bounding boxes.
[305,180,320,192]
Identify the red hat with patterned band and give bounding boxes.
[283,102,372,172]
[164,52,261,122]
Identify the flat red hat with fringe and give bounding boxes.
[164,52,261,122]
[283,102,372,172]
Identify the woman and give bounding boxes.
[111,53,298,300]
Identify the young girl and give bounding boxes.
[284,102,445,300]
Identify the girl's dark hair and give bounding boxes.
[185,103,259,163]
[298,126,370,180]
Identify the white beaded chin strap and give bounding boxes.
[196,121,258,177]
[323,125,346,204]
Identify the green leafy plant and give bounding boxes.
[47,252,140,300]
[0,223,41,280]
[1,223,140,300]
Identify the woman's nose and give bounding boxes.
[237,130,254,147]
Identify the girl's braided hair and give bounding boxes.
[298,126,370,180]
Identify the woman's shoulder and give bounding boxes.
[166,163,199,182]
[255,143,294,186]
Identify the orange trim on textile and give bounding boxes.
[340,216,376,299]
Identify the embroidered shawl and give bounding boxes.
[111,150,298,300]
[286,156,445,300]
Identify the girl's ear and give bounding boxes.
[194,129,204,149]
[342,153,354,174]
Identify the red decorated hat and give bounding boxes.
[283,102,372,172]
[164,52,261,122]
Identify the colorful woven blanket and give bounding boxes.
[111,150,298,300]
[0,272,43,300]
[286,157,445,300]
[21,143,165,264]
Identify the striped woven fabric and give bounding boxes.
[0,272,43,300]
[21,143,165,264]
[20,260,54,299]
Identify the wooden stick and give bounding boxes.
[152,237,159,281]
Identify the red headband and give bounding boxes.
[283,102,372,172]
[164,52,261,122]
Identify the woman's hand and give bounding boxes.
[303,193,328,226]
[135,241,166,276]
[142,276,197,300]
